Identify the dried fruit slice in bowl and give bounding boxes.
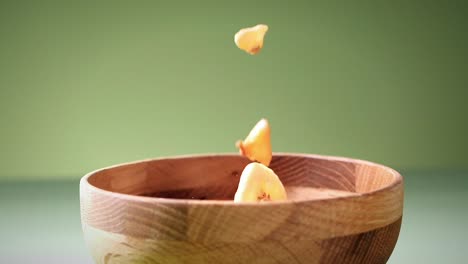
[234,162,287,202]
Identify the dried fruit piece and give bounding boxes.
[234,24,269,55]
[234,162,287,202]
[236,118,272,166]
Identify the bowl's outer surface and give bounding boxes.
[80,153,403,264]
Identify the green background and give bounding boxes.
[1,0,467,180]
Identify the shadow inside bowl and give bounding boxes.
[86,153,398,202]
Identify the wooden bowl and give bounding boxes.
[80,153,403,264]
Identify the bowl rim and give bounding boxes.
[80,152,403,206]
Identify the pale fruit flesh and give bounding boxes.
[234,162,287,202]
[234,24,269,55]
[236,118,272,166]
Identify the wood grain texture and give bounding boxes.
[80,153,404,263]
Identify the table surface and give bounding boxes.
[1,170,467,263]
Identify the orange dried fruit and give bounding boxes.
[236,118,272,166]
[234,24,269,55]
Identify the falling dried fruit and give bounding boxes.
[234,24,269,55]
[236,118,272,166]
[234,162,287,202]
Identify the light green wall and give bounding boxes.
[1,1,467,179]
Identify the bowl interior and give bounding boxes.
[86,154,400,201]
